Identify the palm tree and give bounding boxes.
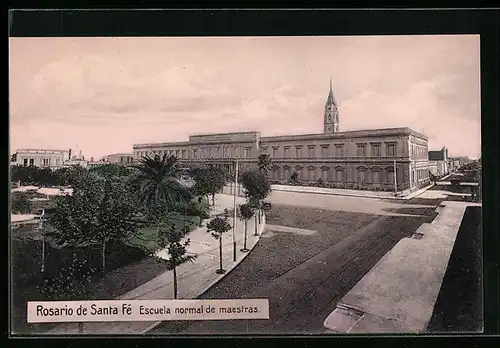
[130,154,193,234]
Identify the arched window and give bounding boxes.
[356,166,367,183]
[372,167,381,183]
[321,166,330,182]
[307,166,316,181]
[386,166,395,184]
[272,165,280,180]
[335,166,344,182]
[295,165,303,180]
[284,166,291,180]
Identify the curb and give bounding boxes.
[141,213,266,334]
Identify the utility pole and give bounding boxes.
[393,159,398,195]
[232,159,238,262]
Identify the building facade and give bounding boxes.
[133,83,430,191]
[10,149,69,169]
[428,147,449,177]
[101,153,135,166]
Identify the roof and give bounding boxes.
[326,78,337,105]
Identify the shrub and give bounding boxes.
[36,256,96,301]
[11,192,33,214]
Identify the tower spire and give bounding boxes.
[330,76,332,91]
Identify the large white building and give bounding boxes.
[10,149,69,169]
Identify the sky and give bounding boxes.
[9,35,481,160]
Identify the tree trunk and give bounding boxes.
[173,266,178,299]
[254,214,258,236]
[219,236,223,272]
[212,193,215,207]
[101,240,106,274]
[244,220,248,250]
[258,208,261,224]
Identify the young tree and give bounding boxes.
[238,203,254,252]
[191,167,228,206]
[155,223,197,299]
[48,173,141,273]
[288,171,299,185]
[240,169,272,226]
[206,212,232,274]
[257,154,272,174]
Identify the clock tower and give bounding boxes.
[324,77,339,133]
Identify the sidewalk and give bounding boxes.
[323,200,475,333]
[45,194,266,335]
[270,183,434,201]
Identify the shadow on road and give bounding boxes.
[426,206,483,333]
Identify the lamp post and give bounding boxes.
[393,158,398,196]
[232,159,238,262]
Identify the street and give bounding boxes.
[150,193,439,334]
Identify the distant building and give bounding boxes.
[101,153,134,166]
[10,149,69,169]
[133,81,430,192]
[428,147,449,177]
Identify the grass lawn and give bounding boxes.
[125,213,201,252]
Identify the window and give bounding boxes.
[357,144,366,157]
[193,149,198,158]
[334,144,344,157]
[357,167,366,183]
[321,167,330,182]
[308,167,315,181]
[372,167,381,183]
[321,145,329,157]
[335,167,344,182]
[245,147,252,158]
[55,159,60,165]
[295,146,302,158]
[308,146,315,158]
[371,144,381,157]
[387,143,396,157]
[284,147,290,158]
[387,167,395,184]
[29,158,34,166]
[284,166,291,180]
[272,147,278,158]
[233,147,238,158]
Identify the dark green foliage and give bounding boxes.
[288,171,300,185]
[47,173,141,272]
[11,192,34,214]
[257,154,272,173]
[89,163,134,179]
[240,169,272,201]
[190,166,228,206]
[36,257,96,301]
[238,203,254,221]
[206,214,232,240]
[129,154,193,217]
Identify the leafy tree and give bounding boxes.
[48,173,141,273]
[257,154,272,174]
[129,154,193,236]
[37,256,96,301]
[238,203,254,252]
[288,171,299,185]
[191,166,227,206]
[155,223,197,299]
[11,192,33,214]
[206,212,232,274]
[89,163,134,179]
[240,169,272,226]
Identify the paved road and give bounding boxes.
[149,199,439,335]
